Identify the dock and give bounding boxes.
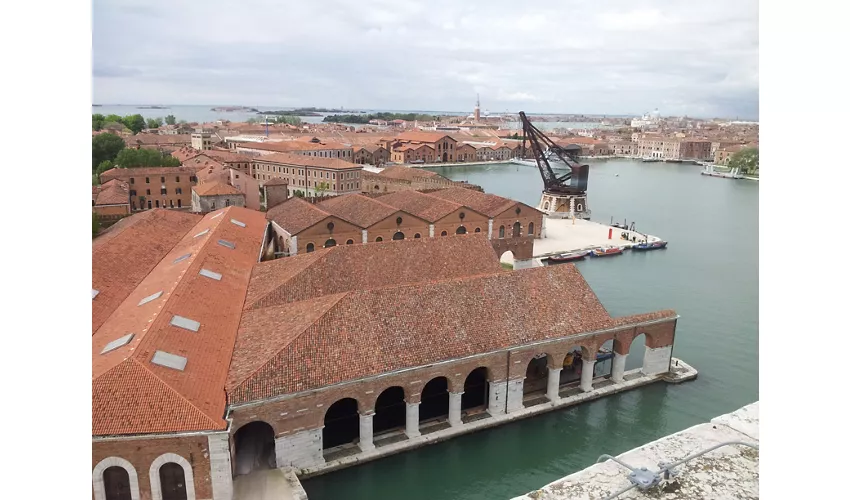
[512,401,759,499]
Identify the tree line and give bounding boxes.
[323,112,440,124]
[92,133,180,185]
[92,113,179,133]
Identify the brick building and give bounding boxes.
[92,179,131,225]
[100,166,198,211]
[191,181,246,212]
[92,210,680,499]
[351,145,390,166]
[382,131,459,163]
[362,165,461,194]
[237,139,354,161]
[251,153,363,197]
[175,149,254,176]
[194,162,261,210]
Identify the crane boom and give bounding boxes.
[519,111,589,194]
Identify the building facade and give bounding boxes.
[251,152,363,197]
[100,166,198,211]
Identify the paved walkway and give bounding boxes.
[233,468,307,500]
[512,402,759,499]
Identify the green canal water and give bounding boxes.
[302,159,759,500]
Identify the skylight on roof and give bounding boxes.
[211,211,224,219]
[100,333,134,354]
[173,253,192,264]
[194,229,210,238]
[170,315,200,332]
[151,350,187,371]
[230,218,246,227]
[218,239,236,249]
[138,291,163,306]
[199,269,222,281]
[92,289,99,300]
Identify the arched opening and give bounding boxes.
[392,231,405,240]
[233,421,276,476]
[414,233,421,238]
[306,243,315,253]
[323,398,360,451]
[543,201,550,210]
[627,333,648,372]
[440,230,448,236]
[375,236,383,242]
[523,354,550,397]
[419,377,449,424]
[560,346,589,387]
[595,339,615,379]
[324,238,337,248]
[461,367,489,417]
[159,462,187,500]
[346,239,354,245]
[474,227,481,233]
[498,225,505,238]
[442,152,448,162]
[373,386,406,436]
[499,250,515,269]
[103,466,131,500]
[528,222,535,235]
[456,226,467,235]
[512,222,521,237]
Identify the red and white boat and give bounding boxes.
[589,246,623,257]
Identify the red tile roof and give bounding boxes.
[228,264,674,403]
[263,177,289,187]
[242,141,352,153]
[394,131,456,144]
[254,152,361,171]
[183,156,226,172]
[100,166,197,180]
[244,234,503,310]
[426,187,518,217]
[193,181,243,196]
[95,179,130,206]
[266,197,332,235]
[316,193,399,228]
[376,190,464,222]
[378,165,440,181]
[92,209,202,335]
[92,207,267,436]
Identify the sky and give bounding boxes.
[93,0,759,119]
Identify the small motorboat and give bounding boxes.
[589,246,623,257]
[547,251,588,263]
[633,240,668,251]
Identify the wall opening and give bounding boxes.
[159,462,188,500]
[560,345,588,386]
[373,386,406,436]
[596,339,615,378]
[627,333,647,371]
[499,250,515,268]
[392,231,405,240]
[323,398,360,451]
[103,466,131,500]
[461,367,489,413]
[523,354,550,396]
[324,238,337,248]
[512,222,521,237]
[233,421,276,476]
[456,226,467,235]
[419,377,449,423]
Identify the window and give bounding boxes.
[176,188,182,195]
[169,200,174,208]
[375,236,383,242]
[499,225,505,238]
[147,200,152,209]
[161,188,167,195]
[146,177,150,184]
[130,178,135,184]
[513,222,521,237]
[414,233,421,238]
[324,239,337,247]
[177,199,182,208]
[346,239,354,245]
[528,222,535,235]
[441,230,448,236]
[130,190,137,196]
[190,176,197,182]
[456,226,467,235]
[211,202,216,210]
[160,177,165,183]
[155,200,160,208]
[392,231,405,240]
[306,243,315,253]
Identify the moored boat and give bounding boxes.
[633,240,668,251]
[589,246,623,257]
[547,251,588,263]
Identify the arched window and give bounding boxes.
[324,239,337,248]
[103,466,132,500]
[456,226,467,235]
[440,230,448,236]
[346,239,354,245]
[512,222,521,237]
[528,222,534,235]
[149,454,196,500]
[306,243,315,253]
[159,463,188,500]
[414,233,421,238]
[375,236,383,242]
[474,227,481,233]
[499,225,505,238]
[392,231,405,240]
[93,457,140,500]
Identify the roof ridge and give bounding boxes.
[246,247,333,309]
[130,358,222,427]
[229,292,350,393]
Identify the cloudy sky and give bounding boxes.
[93,0,758,119]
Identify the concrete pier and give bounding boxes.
[525,217,663,265]
[512,402,759,500]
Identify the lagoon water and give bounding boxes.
[302,159,758,500]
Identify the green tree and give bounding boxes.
[123,114,146,134]
[728,147,759,175]
[92,113,105,131]
[165,115,177,125]
[92,133,126,169]
[96,160,114,179]
[114,148,181,168]
[105,114,124,124]
[315,182,330,197]
[146,117,164,129]
[293,190,305,198]
[92,213,101,238]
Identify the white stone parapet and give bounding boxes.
[275,428,324,469]
[642,345,673,376]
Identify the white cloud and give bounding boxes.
[93,0,758,118]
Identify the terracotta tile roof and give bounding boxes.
[376,190,464,222]
[192,181,243,197]
[426,187,518,217]
[254,152,361,171]
[263,177,289,186]
[100,166,197,180]
[227,264,643,403]
[95,179,130,206]
[244,234,503,310]
[316,193,399,228]
[125,134,192,146]
[92,209,202,335]
[183,156,226,172]
[92,207,267,436]
[378,165,440,181]
[203,150,253,163]
[266,197,332,234]
[171,148,201,163]
[395,131,456,144]
[242,141,352,153]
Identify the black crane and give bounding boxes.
[519,111,589,195]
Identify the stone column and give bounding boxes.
[546,367,562,401]
[358,412,375,452]
[207,434,233,500]
[405,402,421,438]
[580,358,596,392]
[361,229,368,244]
[448,392,463,427]
[540,217,548,238]
[487,219,494,239]
[487,380,508,416]
[289,235,298,256]
[612,352,627,383]
[506,378,525,413]
[429,224,435,238]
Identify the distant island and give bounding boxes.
[211,106,260,112]
[324,112,441,124]
[138,106,169,109]
[259,107,356,116]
